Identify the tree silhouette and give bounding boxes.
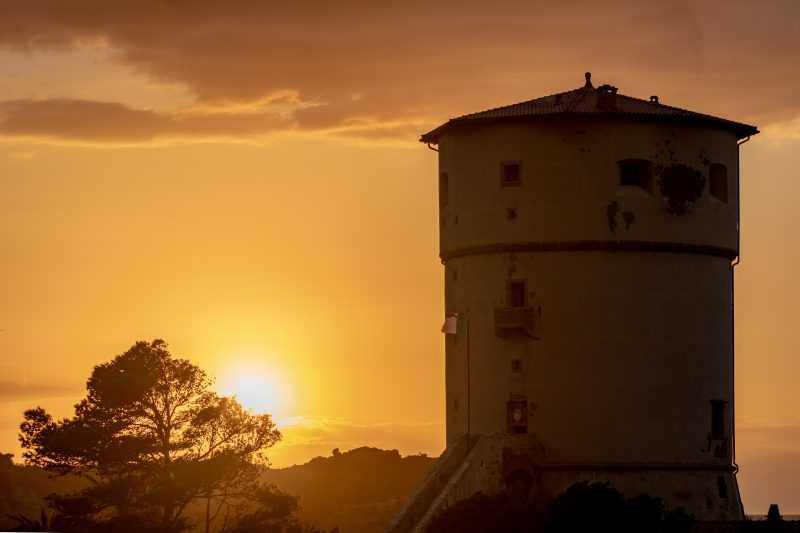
[19,340,282,532]
[545,481,693,533]
[426,481,693,533]
[6,507,68,532]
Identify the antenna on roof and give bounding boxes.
[584,72,593,88]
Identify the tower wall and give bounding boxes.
[445,251,733,462]
[438,119,743,518]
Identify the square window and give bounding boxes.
[501,162,522,187]
[711,400,727,440]
[507,398,528,434]
[617,159,652,191]
[717,476,728,499]
[507,280,526,308]
[710,164,728,203]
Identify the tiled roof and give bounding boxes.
[420,73,758,143]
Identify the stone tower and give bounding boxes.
[388,73,758,532]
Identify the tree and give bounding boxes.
[222,484,331,533]
[426,481,693,533]
[545,481,693,533]
[425,491,540,533]
[19,340,282,532]
[6,507,68,532]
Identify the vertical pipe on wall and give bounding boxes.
[731,135,750,515]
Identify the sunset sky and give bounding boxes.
[1,0,799,513]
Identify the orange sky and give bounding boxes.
[0,0,798,514]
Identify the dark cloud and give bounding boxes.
[0,0,797,142]
[0,98,293,142]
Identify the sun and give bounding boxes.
[217,360,287,415]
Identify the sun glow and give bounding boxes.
[217,360,289,415]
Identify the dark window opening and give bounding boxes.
[506,470,533,504]
[507,280,527,308]
[511,359,522,373]
[710,164,728,203]
[717,476,728,499]
[501,162,522,187]
[439,172,449,208]
[507,398,528,434]
[507,207,517,220]
[617,159,652,191]
[711,400,727,440]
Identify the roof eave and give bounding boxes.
[420,123,450,144]
[420,114,759,144]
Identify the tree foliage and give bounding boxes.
[426,481,693,533]
[425,491,541,533]
[18,340,286,532]
[545,481,693,533]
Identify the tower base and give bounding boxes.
[386,434,744,533]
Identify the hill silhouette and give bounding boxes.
[262,447,436,533]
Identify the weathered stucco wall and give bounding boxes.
[436,117,743,519]
[445,251,733,463]
[438,119,739,254]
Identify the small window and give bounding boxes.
[507,398,528,434]
[717,476,728,499]
[507,207,517,220]
[511,359,522,373]
[507,280,526,308]
[439,172,449,208]
[710,164,728,203]
[617,159,652,191]
[711,400,727,440]
[501,162,522,187]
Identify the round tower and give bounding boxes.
[423,73,758,520]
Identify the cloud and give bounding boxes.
[762,116,800,141]
[0,381,76,402]
[0,98,294,144]
[0,98,428,144]
[0,0,797,143]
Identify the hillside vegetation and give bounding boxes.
[0,448,435,533]
[263,447,436,533]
